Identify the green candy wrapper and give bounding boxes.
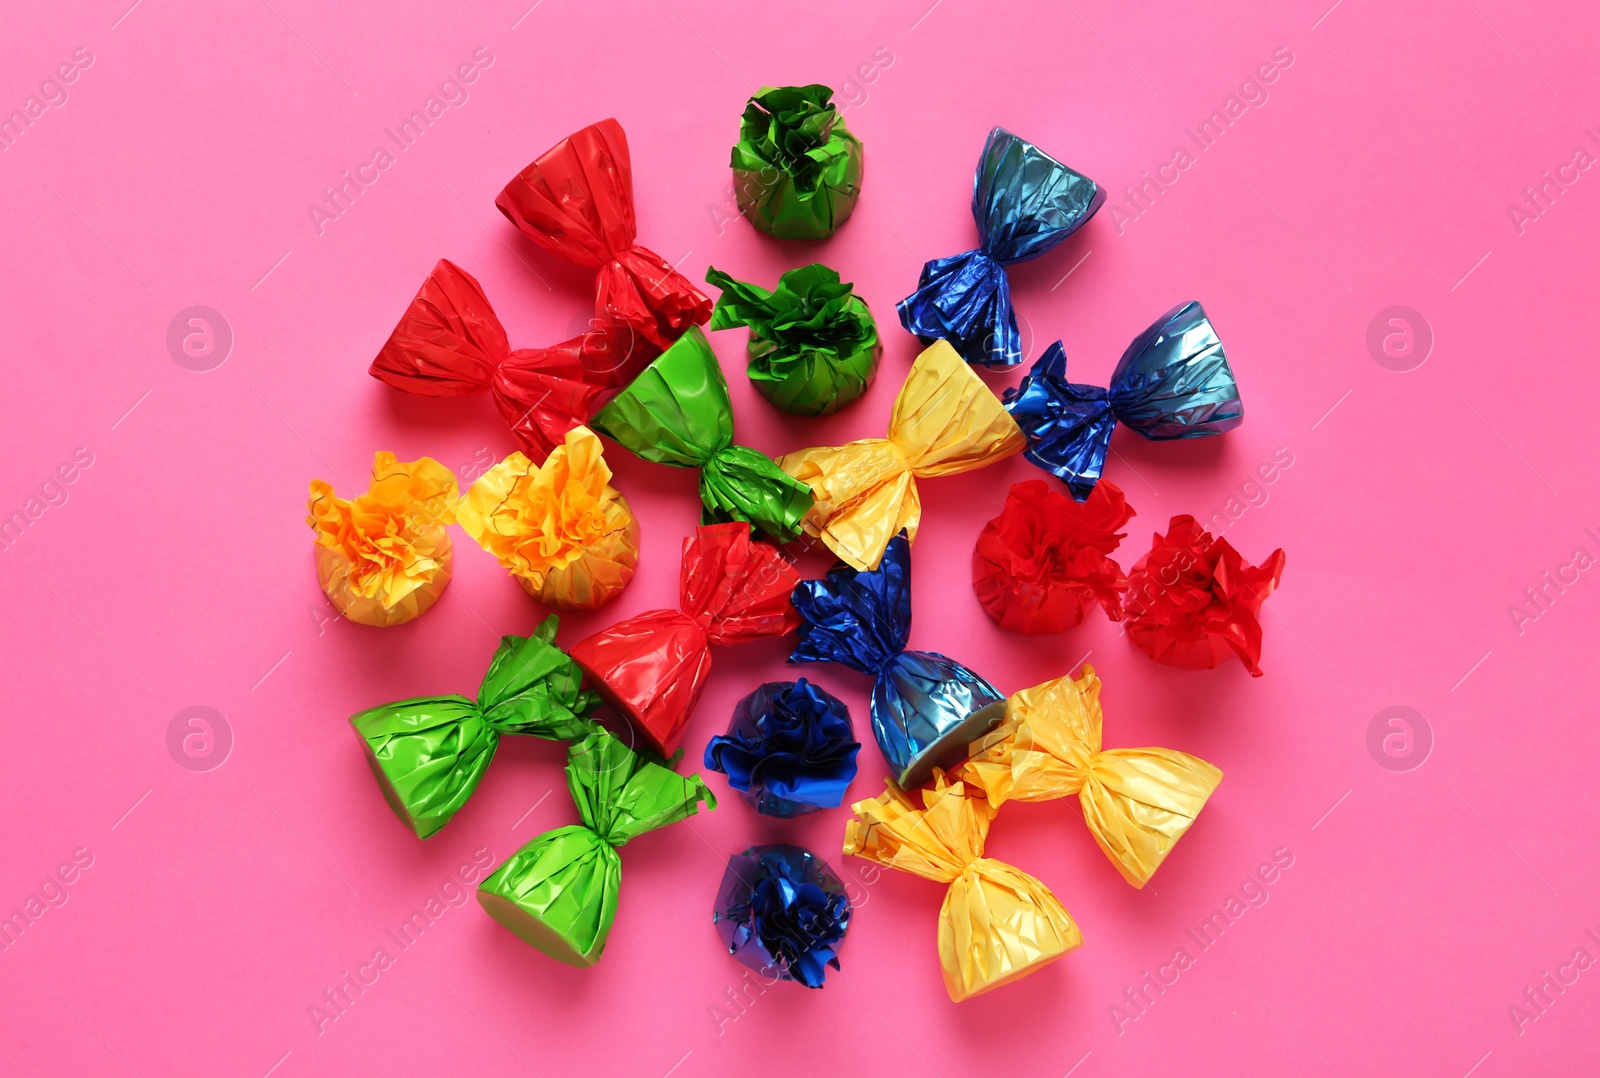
[731,85,863,240]
[476,727,717,966]
[351,616,597,839]
[706,263,881,417]
[591,325,814,542]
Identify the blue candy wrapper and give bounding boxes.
[1005,301,1244,500]
[789,533,1005,789]
[704,679,861,817]
[896,127,1104,368]
[713,845,851,988]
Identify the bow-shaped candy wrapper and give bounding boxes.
[569,522,801,757]
[843,772,1082,1002]
[307,452,457,627]
[897,127,1104,368]
[350,617,597,838]
[592,325,815,542]
[730,85,863,240]
[477,727,715,967]
[370,259,644,459]
[960,666,1222,887]
[496,118,712,352]
[714,844,852,987]
[779,339,1025,572]
[705,263,880,417]
[790,533,1005,790]
[455,426,640,611]
[1006,302,1244,500]
[704,679,861,818]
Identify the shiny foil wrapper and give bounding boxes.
[1005,302,1244,499]
[714,844,851,987]
[477,727,716,967]
[790,533,1004,790]
[843,773,1082,1002]
[350,618,597,838]
[703,679,861,817]
[897,127,1104,368]
[731,85,863,240]
[960,666,1222,887]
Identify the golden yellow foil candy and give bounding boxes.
[779,339,1025,571]
[455,427,640,611]
[307,452,458,627]
[842,772,1081,1002]
[960,666,1222,888]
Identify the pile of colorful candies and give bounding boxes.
[310,88,1287,1002]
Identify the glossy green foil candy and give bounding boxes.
[591,325,814,542]
[731,85,863,240]
[351,616,597,839]
[706,264,881,417]
[476,727,717,966]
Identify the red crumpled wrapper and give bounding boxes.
[496,118,712,352]
[569,521,800,755]
[1123,515,1286,676]
[370,259,648,458]
[972,479,1134,635]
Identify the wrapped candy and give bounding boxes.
[350,617,596,838]
[843,772,1082,1002]
[1005,303,1244,500]
[714,845,851,987]
[1124,515,1285,676]
[705,263,880,417]
[591,325,815,542]
[790,532,1004,790]
[730,85,863,240]
[307,452,457,627]
[972,479,1133,635]
[960,666,1222,887]
[477,726,715,966]
[703,679,861,817]
[569,522,801,757]
[496,118,712,352]
[455,426,639,611]
[370,259,644,460]
[779,339,1025,572]
[897,127,1104,368]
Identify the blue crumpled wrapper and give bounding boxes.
[713,845,851,988]
[703,679,861,818]
[896,127,1105,368]
[788,532,1005,789]
[1005,301,1245,500]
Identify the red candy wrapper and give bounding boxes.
[496,119,712,352]
[569,522,800,756]
[973,479,1134,635]
[1123,515,1286,676]
[371,259,646,458]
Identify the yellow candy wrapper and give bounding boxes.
[307,452,458,627]
[455,427,640,611]
[780,339,1024,571]
[842,772,1081,1002]
[960,666,1222,888]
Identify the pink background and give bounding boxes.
[3,0,1598,1074]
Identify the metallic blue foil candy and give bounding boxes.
[713,844,850,988]
[788,532,1005,789]
[703,679,861,818]
[1005,301,1244,500]
[896,127,1105,368]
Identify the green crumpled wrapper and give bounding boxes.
[731,85,863,240]
[350,616,597,839]
[475,726,716,966]
[706,263,881,417]
[591,324,814,542]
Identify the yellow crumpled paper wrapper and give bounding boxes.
[780,339,1024,572]
[307,452,458,627]
[959,665,1223,888]
[455,426,639,610]
[842,771,1081,1002]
